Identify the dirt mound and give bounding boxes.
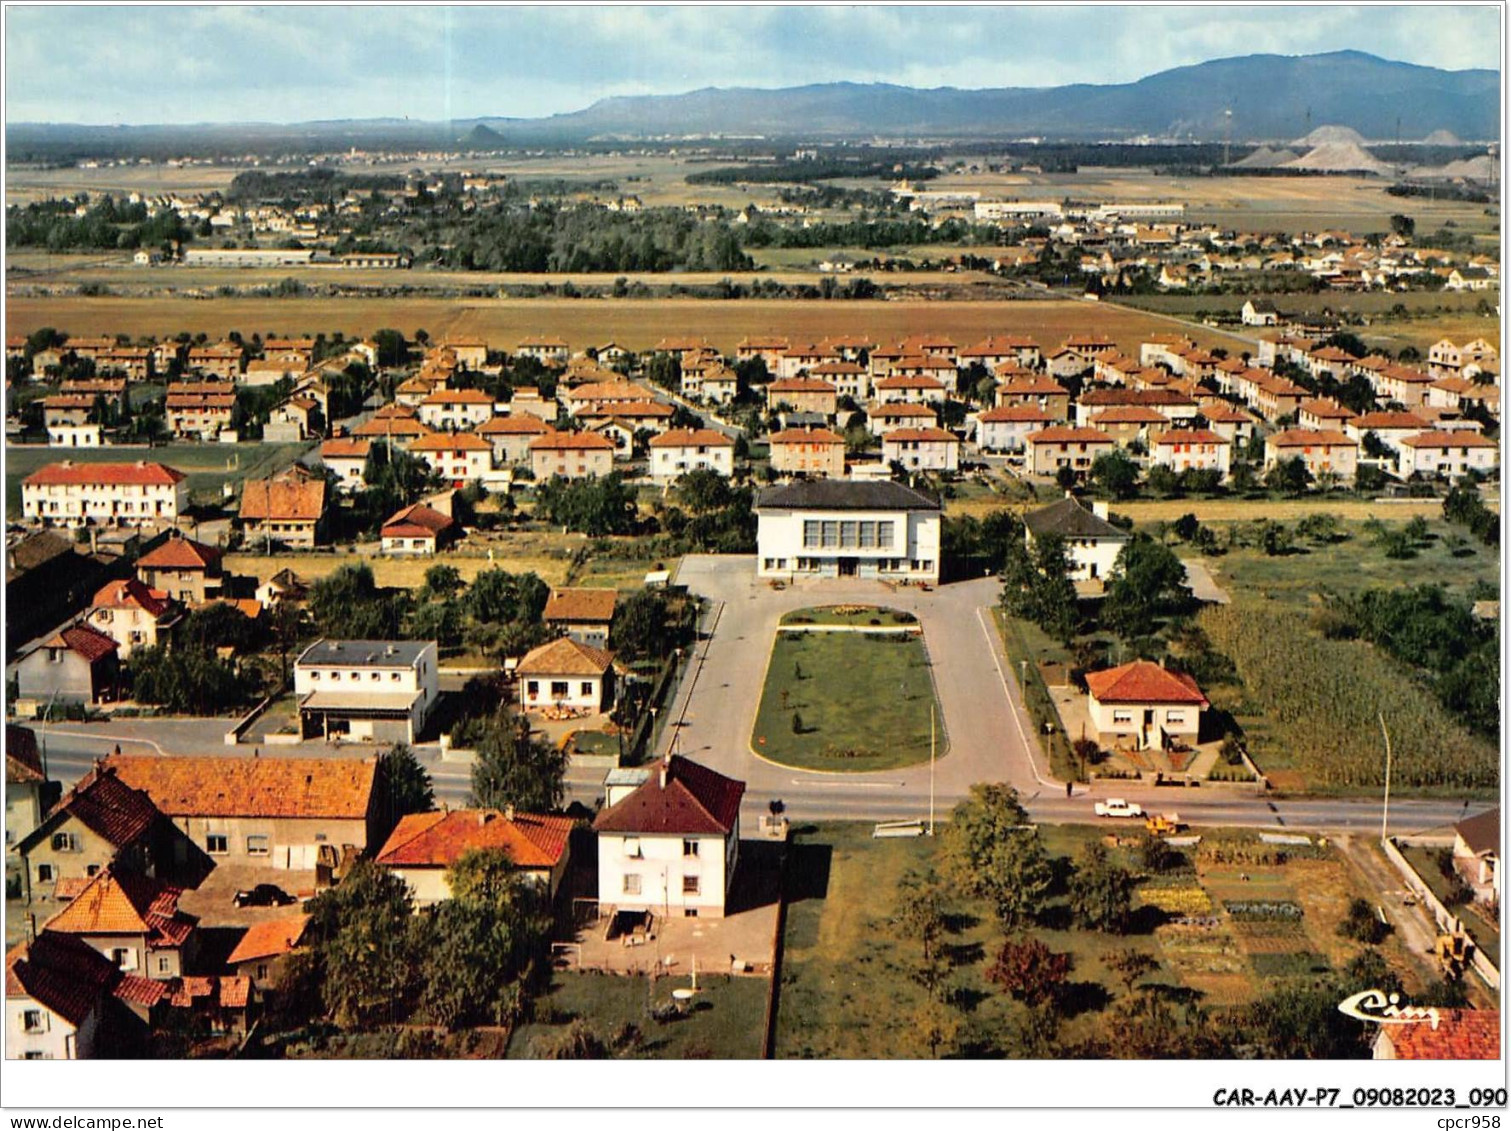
[1422,128,1463,146]
[1282,142,1393,175]
[1293,124,1367,146]
[1230,146,1300,169]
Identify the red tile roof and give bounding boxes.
[24,461,186,488]
[529,431,615,451]
[1085,660,1208,706]
[227,916,309,965]
[517,636,615,677]
[769,427,844,445]
[477,415,553,436]
[1400,430,1499,449]
[544,588,618,624]
[377,808,575,870]
[239,471,326,522]
[1269,428,1354,447]
[41,623,119,665]
[883,427,959,443]
[980,405,1053,423]
[595,755,745,836]
[382,503,458,539]
[767,377,838,394]
[137,534,223,571]
[6,934,120,1026]
[1378,1010,1500,1059]
[1028,427,1113,444]
[649,428,734,448]
[106,754,378,820]
[6,724,44,785]
[91,578,172,618]
[44,867,195,948]
[36,764,162,851]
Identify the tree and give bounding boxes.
[1342,949,1404,999]
[308,561,411,639]
[301,860,418,1029]
[1389,213,1415,240]
[940,783,1052,928]
[1244,981,1370,1059]
[1105,948,1159,997]
[465,568,549,628]
[469,710,567,812]
[674,467,733,514]
[128,644,256,715]
[422,563,463,600]
[984,936,1072,1008]
[1102,534,1192,640]
[1337,897,1391,945]
[1090,450,1140,501]
[893,868,950,963]
[1145,463,1180,497]
[1264,455,1312,496]
[611,588,677,661]
[535,473,637,536]
[371,328,409,368]
[1067,841,1135,933]
[378,743,434,824]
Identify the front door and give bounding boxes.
[839,558,858,577]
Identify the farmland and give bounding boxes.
[3,295,1258,355]
[773,821,1424,1059]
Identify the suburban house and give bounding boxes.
[417,389,496,432]
[648,428,736,483]
[1298,398,1358,432]
[294,639,440,745]
[1374,365,1436,407]
[15,624,119,705]
[15,764,178,903]
[872,374,948,407]
[765,377,839,418]
[1373,1010,1500,1060]
[768,426,846,479]
[239,466,328,550]
[1023,496,1130,584]
[106,754,383,868]
[351,411,435,450]
[593,754,745,919]
[1240,298,1282,326]
[376,808,576,905]
[529,431,615,481]
[135,534,224,605]
[226,916,308,993]
[1264,429,1359,483]
[517,637,617,714]
[1397,431,1499,479]
[476,414,554,466]
[409,431,493,484]
[1087,406,1169,448]
[869,402,938,434]
[881,427,961,472]
[1026,426,1116,479]
[163,389,237,440]
[85,579,178,660]
[1149,429,1232,479]
[1346,411,1431,456]
[515,336,569,366]
[1451,808,1500,905]
[5,726,53,873]
[1085,660,1208,751]
[543,588,617,649]
[318,438,372,494]
[755,479,943,583]
[380,503,460,555]
[42,866,198,981]
[22,461,188,529]
[1203,405,1259,447]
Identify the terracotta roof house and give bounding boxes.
[239,466,327,550]
[1451,808,1500,904]
[226,915,308,991]
[85,578,178,660]
[768,425,846,479]
[15,764,179,902]
[136,533,224,604]
[516,637,617,714]
[476,414,554,465]
[1025,426,1116,479]
[543,588,618,649]
[529,430,616,481]
[594,754,746,918]
[648,427,736,483]
[106,754,383,866]
[6,931,155,1059]
[376,809,577,903]
[15,623,120,706]
[380,503,460,556]
[43,866,198,981]
[1085,660,1207,752]
[22,461,189,528]
[1373,1011,1500,1060]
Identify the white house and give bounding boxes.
[47,424,102,449]
[476,415,555,465]
[85,579,178,661]
[294,639,439,744]
[593,754,745,919]
[1149,429,1231,480]
[375,808,576,905]
[318,439,372,493]
[22,461,189,528]
[409,432,493,484]
[1240,298,1282,326]
[647,428,736,484]
[1264,429,1358,483]
[977,405,1055,453]
[1023,496,1130,584]
[417,389,496,432]
[516,637,616,714]
[755,479,942,583]
[881,427,960,472]
[1397,431,1499,479]
[5,933,131,1060]
[1085,660,1208,751]
[1451,808,1500,905]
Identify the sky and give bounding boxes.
[4,4,1502,125]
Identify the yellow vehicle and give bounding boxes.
[1144,813,1184,836]
[1435,930,1473,979]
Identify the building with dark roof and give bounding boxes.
[594,755,745,919]
[15,623,120,705]
[293,639,440,745]
[1452,808,1500,905]
[754,479,943,583]
[1023,496,1131,584]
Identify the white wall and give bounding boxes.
[5,998,86,1060]
[757,509,942,581]
[597,829,733,917]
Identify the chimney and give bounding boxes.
[1091,500,1110,520]
[504,804,515,822]
[659,752,670,791]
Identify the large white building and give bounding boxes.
[593,755,745,919]
[1397,431,1500,479]
[22,461,189,528]
[647,428,735,484]
[755,479,943,583]
[294,639,440,744]
[881,427,960,472]
[1023,496,1130,584]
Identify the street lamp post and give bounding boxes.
[1378,713,1393,846]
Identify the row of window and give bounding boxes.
[526,680,597,697]
[802,519,896,550]
[623,837,700,858]
[622,874,700,895]
[1109,710,1187,726]
[307,669,408,683]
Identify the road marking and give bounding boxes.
[41,728,166,755]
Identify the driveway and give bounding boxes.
[661,556,1046,822]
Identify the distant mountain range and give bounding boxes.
[6,50,1500,157]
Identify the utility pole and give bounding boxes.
[1379,712,1393,845]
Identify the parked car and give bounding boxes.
[233,883,297,908]
[1094,798,1144,819]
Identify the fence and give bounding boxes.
[1383,836,1500,992]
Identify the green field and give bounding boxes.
[5,440,313,511]
[752,619,944,772]
[508,970,768,1059]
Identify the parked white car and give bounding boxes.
[1094,798,1144,818]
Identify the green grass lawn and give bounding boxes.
[752,623,944,772]
[508,971,768,1059]
[1400,844,1501,961]
[5,440,313,511]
